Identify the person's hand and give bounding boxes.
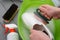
[39,5,60,19]
[30,29,51,40]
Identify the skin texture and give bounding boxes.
[30,5,60,40]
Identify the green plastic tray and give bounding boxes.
[18,0,60,40]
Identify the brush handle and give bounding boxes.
[36,9,53,23]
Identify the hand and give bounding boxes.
[39,5,60,19]
[30,29,51,40]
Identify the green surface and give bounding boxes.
[18,0,60,40]
[53,19,60,40]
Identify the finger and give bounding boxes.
[57,15,60,19]
[30,29,37,33]
[30,29,33,33]
[41,5,52,10]
[56,16,60,19]
[56,17,60,19]
[39,7,48,15]
[44,14,50,19]
[41,5,52,8]
[30,35,32,39]
[30,35,34,40]
[53,17,58,19]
